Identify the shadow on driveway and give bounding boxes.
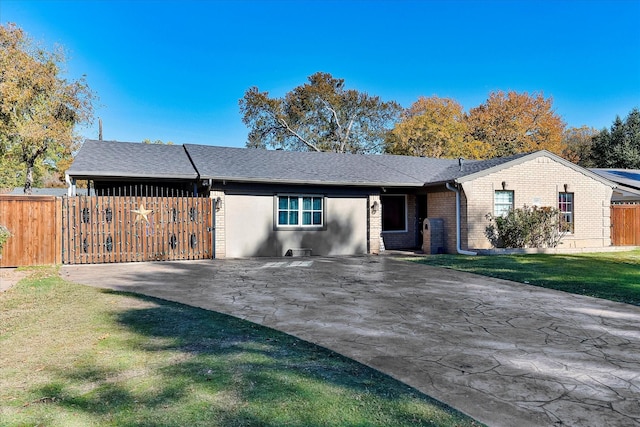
[62,256,640,427]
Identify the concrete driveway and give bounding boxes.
[61,256,640,427]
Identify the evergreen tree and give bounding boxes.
[591,109,640,168]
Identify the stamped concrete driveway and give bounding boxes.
[61,256,640,427]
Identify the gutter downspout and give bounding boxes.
[445,182,477,256]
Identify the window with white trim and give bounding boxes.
[277,195,323,227]
[558,192,574,233]
[494,190,514,217]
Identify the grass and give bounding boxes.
[408,249,640,306]
[0,267,480,427]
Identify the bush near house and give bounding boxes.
[0,224,11,254]
[485,206,566,248]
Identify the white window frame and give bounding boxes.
[381,194,408,233]
[494,190,514,217]
[558,192,574,233]
[275,194,326,230]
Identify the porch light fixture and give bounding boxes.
[214,197,222,211]
[564,183,569,192]
[501,181,507,190]
[371,200,379,214]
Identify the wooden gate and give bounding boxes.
[611,204,640,246]
[62,195,212,264]
[0,195,62,267]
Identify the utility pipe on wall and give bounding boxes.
[445,182,477,256]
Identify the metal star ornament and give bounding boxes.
[131,204,153,224]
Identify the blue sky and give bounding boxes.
[2,0,639,148]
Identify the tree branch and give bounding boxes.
[278,117,321,152]
[343,118,355,151]
[320,97,355,153]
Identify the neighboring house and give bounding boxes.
[589,169,640,204]
[67,140,616,258]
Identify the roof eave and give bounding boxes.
[67,171,199,180]
[613,183,640,196]
[589,169,640,191]
[205,176,423,188]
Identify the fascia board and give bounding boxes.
[203,175,423,187]
[67,171,199,180]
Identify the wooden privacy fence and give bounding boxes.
[62,195,213,264]
[0,195,62,267]
[611,204,640,246]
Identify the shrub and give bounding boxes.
[0,224,11,254]
[485,205,567,248]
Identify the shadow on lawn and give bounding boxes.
[32,290,472,426]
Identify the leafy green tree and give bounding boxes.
[591,108,640,168]
[466,91,566,158]
[561,126,598,167]
[239,72,401,153]
[384,96,469,158]
[0,23,95,193]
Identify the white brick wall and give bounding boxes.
[460,156,613,250]
[368,193,382,254]
[210,190,226,258]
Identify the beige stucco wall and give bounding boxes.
[223,194,368,258]
[460,155,613,250]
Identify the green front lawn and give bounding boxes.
[0,268,480,427]
[408,249,640,306]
